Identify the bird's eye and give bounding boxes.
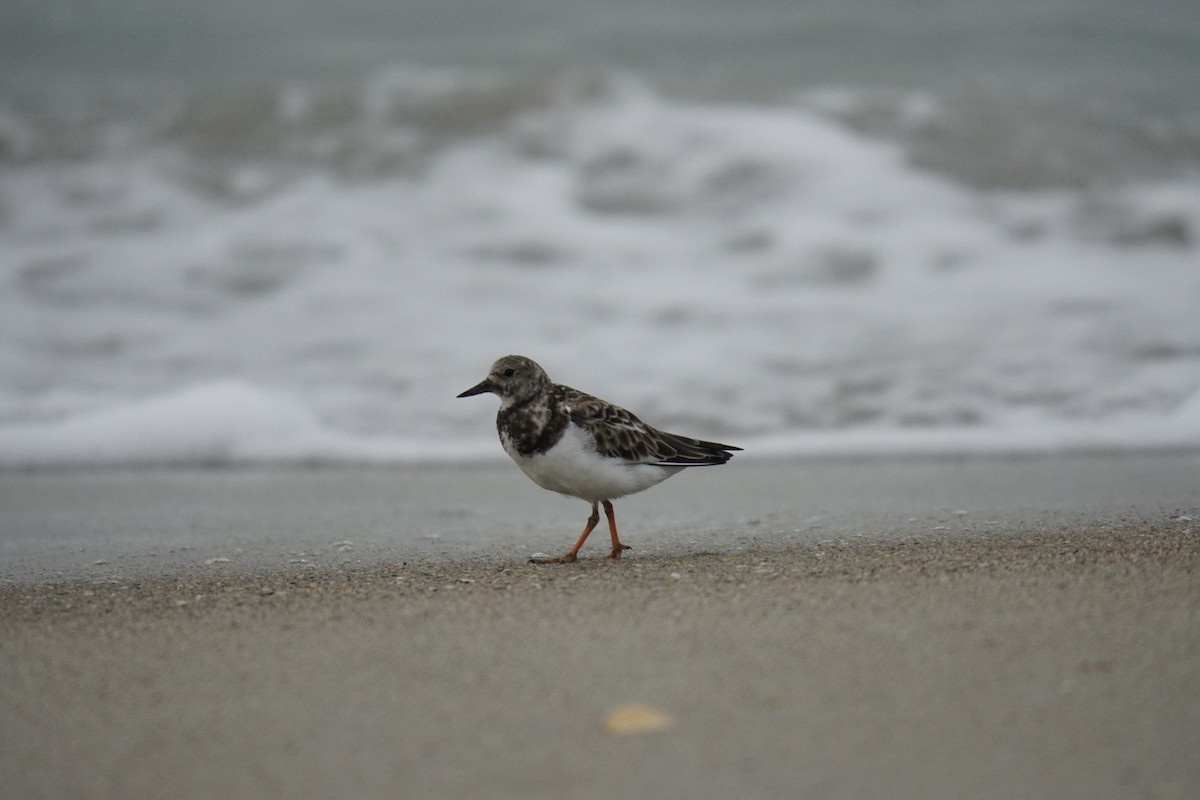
[503,368,516,377]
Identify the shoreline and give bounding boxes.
[2,454,1198,799]
[3,451,1198,584]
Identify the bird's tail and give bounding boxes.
[653,432,741,466]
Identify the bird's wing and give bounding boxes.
[561,387,740,466]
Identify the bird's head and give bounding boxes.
[457,355,550,405]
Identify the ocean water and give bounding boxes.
[1,1,1199,468]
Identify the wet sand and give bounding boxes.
[1,454,1198,799]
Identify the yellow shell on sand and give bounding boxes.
[602,703,676,735]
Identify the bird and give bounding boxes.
[457,355,740,563]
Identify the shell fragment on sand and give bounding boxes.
[602,703,676,735]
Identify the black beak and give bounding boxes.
[457,379,494,398]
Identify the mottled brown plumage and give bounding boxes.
[561,385,737,466]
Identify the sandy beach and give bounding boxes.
[2,453,1198,799]
[5,1,1200,796]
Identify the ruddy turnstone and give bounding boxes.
[457,355,741,563]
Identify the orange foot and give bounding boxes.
[608,544,632,559]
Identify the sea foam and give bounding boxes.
[2,74,1198,468]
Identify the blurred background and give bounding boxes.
[1,0,1198,467]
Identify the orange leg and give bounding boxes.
[603,500,631,559]
[530,501,601,564]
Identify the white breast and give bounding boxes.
[503,423,682,502]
